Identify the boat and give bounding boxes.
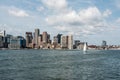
[83,42,87,52]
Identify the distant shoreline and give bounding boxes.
[0,48,120,51]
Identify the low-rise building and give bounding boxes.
[8,36,26,49]
[0,36,4,48]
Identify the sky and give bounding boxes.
[0,0,120,45]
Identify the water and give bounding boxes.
[0,50,120,80]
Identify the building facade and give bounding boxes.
[8,36,26,49]
[61,36,68,49]
[68,35,73,49]
[42,32,48,43]
[0,36,3,48]
[34,29,40,48]
[26,32,33,48]
[57,34,62,44]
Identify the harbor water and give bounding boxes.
[0,50,120,80]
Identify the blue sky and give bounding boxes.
[0,0,120,45]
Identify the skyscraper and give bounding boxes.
[47,34,51,43]
[38,35,42,46]
[34,29,40,47]
[102,40,107,47]
[57,34,62,44]
[26,32,33,48]
[42,31,48,43]
[53,36,58,44]
[68,35,73,49]
[61,35,68,48]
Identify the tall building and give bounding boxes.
[42,32,48,43]
[47,34,51,43]
[102,40,107,47]
[26,32,33,48]
[53,36,58,43]
[68,35,73,49]
[34,29,40,47]
[38,35,42,47]
[61,35,68,48]
[57,34,62,44]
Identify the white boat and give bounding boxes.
[83,42,87,52]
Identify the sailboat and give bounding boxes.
[83,42,87,52]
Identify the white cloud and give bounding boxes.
[37,6,44,12]
[46,7,103,25]
[8,7,29,17]
[103,9,112,17]
[46,6,110,36]
[42,0,67,10]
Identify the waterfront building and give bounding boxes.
[102,40,108,50]
[26,32,33,48]
[0,36,3,48]
[102,40,107,47]
[52,36,58,49]
[57,34,62,44]
[47,34,51,43]
[0,30,13,48]
[75,40,80,46]
[73,40,80,49]
[5,34,13,44]
[61,35,68,49]
[34,29,40,48]
[3,36,8,48]
[42,31,48,43]
[38,35,42,48]
[8,36,26,49]
[68,35,73,49]
[53,36,58,44]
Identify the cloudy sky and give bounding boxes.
[0,0,120,45]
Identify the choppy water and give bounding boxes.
[0,50,120,80]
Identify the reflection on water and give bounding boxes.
[0,50,120,80]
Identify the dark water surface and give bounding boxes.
[0,50,120,80]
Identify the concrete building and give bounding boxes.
[68,35,73,49]
[0,36,3,48]
[102,40,107,50]
[57,34,62,44]
[34,29,40,48]
[52,36,58,49]
[102,40,107,47]
[61,36,68,49]
[74,40,80,49]
[53,36,58,44]
[26,32,33,48]
[47,34,51,43]
[75,40,80,46]
[8,36,26,49]
[38,35,42,48]
[42,32,48,43]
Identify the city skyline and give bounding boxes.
[0,0,120,45]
